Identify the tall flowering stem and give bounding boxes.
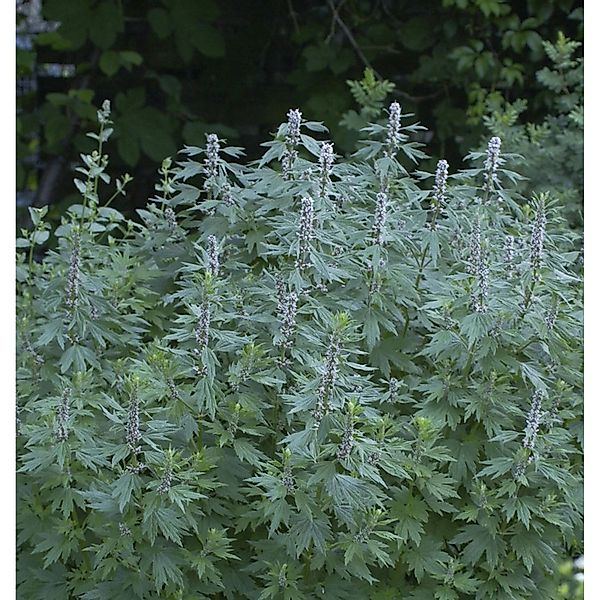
[125,387,142,453]
[318,142,335,197]
[312,331,341,425]
[278,290,298,348]
[503,235,515,276]
[484,136,502,196]
[523,389,544,455]
[522,196,548,314]
[285,109,302,146]
[204,134,220,180]
[372,191,388,246]
[312,314,349,425]
[336,409,355,461]
[65,233,81,316]
[55,387,71,442]
[157,463,174,494]
[193,302,211,377]
[385,102,402,156]
[414,160,450,292]
[297,195,315,269]
[466,221,489,313]
[206,235,220,277]
[432,159,449,210]
[282,108,302,178]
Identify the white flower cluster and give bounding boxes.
[55,387,71,442]
[164,207,177,230]
[484,136,502,191]
[204,133,220,179]
[544,302,558,330]
[467,221,489,313]
[318,142,335,189]
[336,420,355,460]
[125,391,141,453]
[467,221,481,276]
[313,333,341,425]
[282,108,302,178]
[385,101,402,154]
[503,235,515,274]
[207,235,220,277]
[278,290,298,348]
[157,464,174,494]
[433,159,449,207]
[195,304,211,352]
[281,466,295,493]
[372,191,388,246]
[523,389,544,452]
[285,108,302,146]
[297,195,315,262]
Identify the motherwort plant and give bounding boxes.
[16,100,582,599]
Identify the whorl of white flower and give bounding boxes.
[372,191,388,245]
[298,195,315,257]
[281,149,298,179]
[65,234,81,314]
[157,464,174,494]
[503,235,515,273]
[467,221,489,313]
[433,159,449,207]
[471,259,490,314]
[466,221,481,275]
[55,387,71,442]
[385,101,402,154]
[167,378,181,402]
[275,276,287,315]
[484,136,502,190]
[125,390,141,452]
[285,108,302,146]
[312,332,341,425]
[164,207,177,230]
[523,389,544,451]
[221,183,235,207]
[388,378,400,402]
[279,291,298,347]
[530,198,547,271]
[207,235,220,277]
[195,303,211,351]
[281,466,295,493]
[336,421,355,460]
[318,142,335,184]
[544,302,558,330]
[203,133,220,179]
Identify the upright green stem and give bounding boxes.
[414,202,442,292]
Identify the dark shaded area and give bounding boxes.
[16,0,583,223]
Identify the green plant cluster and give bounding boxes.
[17,102,582,599]
[342,31,583,232]
[17,0,582,212]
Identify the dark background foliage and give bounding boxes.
[17,0,582,222]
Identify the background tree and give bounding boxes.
[17,0,582,222]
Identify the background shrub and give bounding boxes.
[17,102,582,598]
[17,0,582,216]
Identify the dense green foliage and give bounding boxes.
[17,0,582,213]
[483,32,583,228]
[17,102,582,598]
